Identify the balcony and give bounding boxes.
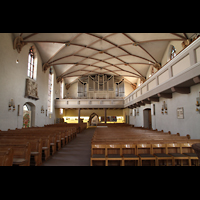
[124,37,200,108]
[55,98,124,109]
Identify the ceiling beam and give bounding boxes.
[52,62,141,78]
[122,33,158,63]
[23,33,160,81]
[157,93,172,99]
[132,38,184,45]
[183,33,188,39]
[193,76,200,84]
[148,97,159,102]
[141,100,151,104]
[47,33,83,63]
[170,33,186,39]
[171,87,190,94]
[85,33,148,77]
[23,33,39,40]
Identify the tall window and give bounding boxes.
[48,67,54,113]
[170,46,176,60]
[28,46,35,79]
[60,79,64,99]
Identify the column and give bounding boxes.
[78,108,81,124]
[104,108,107,124]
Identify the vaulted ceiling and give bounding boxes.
[13,33,194,85]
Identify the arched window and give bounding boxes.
[27,46,37,80]
[170,46,176,60]
[48,66,54,113]
[28,46,35,79]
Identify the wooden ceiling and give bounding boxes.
[13,33,194,85]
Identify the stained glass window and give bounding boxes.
[170,46,176,60]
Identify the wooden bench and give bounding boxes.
[0,130,49,163]
[0,147,14,166]
[91,126,200,166]
[0,137,42,166]
[0,124,80,166]
[0,142,31,166]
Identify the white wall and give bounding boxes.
[124,82,134,97]
[128,80,200,139]
[155,84,200,138]
[66,82,78,99]
[128,40,200,139]
[0,33,60,130]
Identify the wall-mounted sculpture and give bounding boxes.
[25,78,39,100]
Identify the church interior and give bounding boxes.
[0,33,200,166]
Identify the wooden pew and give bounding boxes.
[0,130,50,163]
[91,125,200,166]
[0,137,42,166]
[1,125,79,164]
[0,142,31,166]
[0,147,14,166]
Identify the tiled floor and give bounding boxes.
[41,128,95,166]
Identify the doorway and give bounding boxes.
[89,113,99,126]
[143,108,152,129]
[23,102,35,128]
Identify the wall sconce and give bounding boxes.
[41,106,44,113]
[161,101,167,114]
[8,99,15,111]
[136,108,139,116]
[196,97,200,113]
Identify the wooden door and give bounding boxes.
[148,110,152,129]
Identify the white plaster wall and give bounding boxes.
[154,84,200,139]
[124,82,133,97]
[66,82,78,98]
[128,84,200,139]
[127,38,200,139]
[0,33,60,130]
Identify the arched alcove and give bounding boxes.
[89,113,99,126]
[23,102,36,128]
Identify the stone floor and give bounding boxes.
[41,127,96,166]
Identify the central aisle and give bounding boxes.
[41,127,96,166]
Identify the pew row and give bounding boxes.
[0,123,83,166]
[91,126,200,166]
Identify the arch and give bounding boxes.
[23,102,36,128]
[89,113,99,126]
[143,108,151,129]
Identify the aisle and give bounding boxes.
[41,127,95,166]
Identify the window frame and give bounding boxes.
[27,46,37,80]
[47,67,54,114]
